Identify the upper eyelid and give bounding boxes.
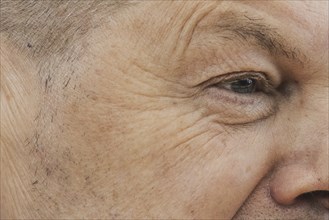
[220,72,267,83]
[196,71,274,89]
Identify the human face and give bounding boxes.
[7,1,328,219]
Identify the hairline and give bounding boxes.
[0,0,132,61]
[0,0,134,91]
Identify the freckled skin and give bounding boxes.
[1,1,328,219]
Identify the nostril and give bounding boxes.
[315,191,329,209]
[298,191,329,210]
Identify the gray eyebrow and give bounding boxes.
[212,13,303,62]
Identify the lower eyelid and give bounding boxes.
[198,87,278,124]
[207,87,258,105]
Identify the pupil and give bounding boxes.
[230,78,256,93]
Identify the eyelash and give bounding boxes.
[211,72,275,95]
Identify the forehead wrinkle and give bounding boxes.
[210,12,304,63]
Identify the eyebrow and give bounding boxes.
[211,12,303,62]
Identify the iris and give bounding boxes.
[229,78,257,94]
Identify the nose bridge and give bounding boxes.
[269,85,329,207]
[289,85,329,176]
[297,86,329,153]
[305,89,329,186]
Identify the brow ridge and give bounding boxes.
[212,12,302,62]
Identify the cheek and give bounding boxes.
[51,68,278,218]
[57,92,228,215]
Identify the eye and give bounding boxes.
[197,71,278,125]
[195,71,279,125]
[224,78,258,94]
[212,72,273,95]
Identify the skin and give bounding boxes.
[1,1,328,219]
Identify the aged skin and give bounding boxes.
[1,1,328,219]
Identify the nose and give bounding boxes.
[270,161,329,208]
[269,93,329,210]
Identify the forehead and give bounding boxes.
[202,1,328,52]
[231,1,328,78]
[136,1,327,57]
[146,1,328,77]
[239,1,328,23]
[237,1,328,48]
